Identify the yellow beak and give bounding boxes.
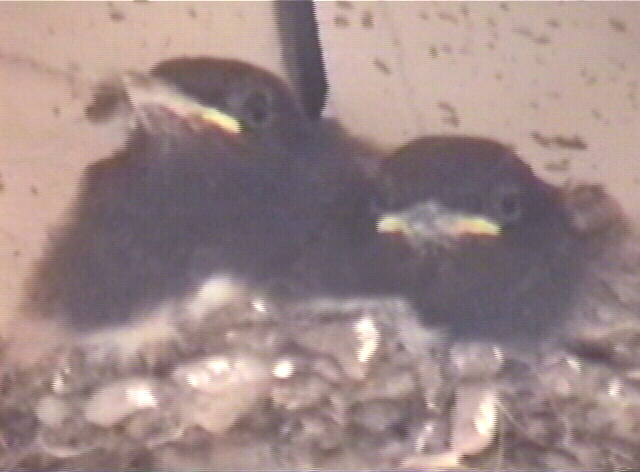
[377,210,501,240]
[448,216,501,237]
[160,94,242,135]
[376,215,411,235]
[198,107,242,135]
[122,72,242,135]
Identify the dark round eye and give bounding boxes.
[242,90,271,127]
[493,186,523,223]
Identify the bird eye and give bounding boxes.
[492,186,523,223]
[242,90,272,128]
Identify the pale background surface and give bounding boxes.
[1,1,639,331]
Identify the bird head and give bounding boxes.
[86,57,310,152]
[375,136,568,253]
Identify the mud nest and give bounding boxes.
[2,232,640,472]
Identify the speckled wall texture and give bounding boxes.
[318,1,640,218]
[1,1,639,329]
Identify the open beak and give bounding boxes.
[121,72,242,135]
[376,201,501,247]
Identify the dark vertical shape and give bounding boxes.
[275,0,328,120]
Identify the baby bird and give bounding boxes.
[9,57,373,368]
[374,135,613,346]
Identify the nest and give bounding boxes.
[3,234,640,471]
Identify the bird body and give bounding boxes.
[30,128,292,333]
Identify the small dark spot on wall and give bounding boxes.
[460,4,469,17]
[334,15,349,28]
[608,18,626,33]
[591,109,609,124]
[373,58,391,75]
[494,71,503,81]
[0,173,4,192]
[164,36,172,48]
[110,10,125,22]
[487,41,495,50]
[13,250,21,257]
[30,185,39,196]
[547,90,561,100]
[544,159,570,172]
[51,106,60,117]
[419,11,429,20]
[546,18,560,28]
[531,131,550,147]
[609,58,626,71]
[187,8,197,19]
[579,67,598,86]
[486,17,496,28]
[499,2,510,12]
[513,26,551,44]
[47,26,56,36]
[437,101,460,127]
[437,11,459,24]
[429,45,439,58]
[627,89,638,110]
[68,62,80,73]
[336,1,353,10]
[529,101,539,109]
[531,131,587,150]
[441,43,452,54]
[361,11,374,28]
[107,2,126,22]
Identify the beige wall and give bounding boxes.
[318,1,640,220]
[1,1,639,329]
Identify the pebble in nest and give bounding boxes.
[0,295,453,470]
[5,56,378,372]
